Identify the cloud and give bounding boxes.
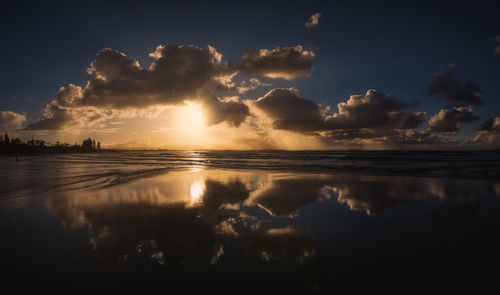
[240,46,315,80]
[236,78,271,94]
[26,104,108,130]
[79,45,231,108]
[201,95,250,127]
[428,106,479,132]
[19,42,494,149]
[471,117,500,146]
[26,105,72,130]
[254,88,425,132]
[251,88,481,149]
[479,117,500,132]
[316,128,456,149]
[489,35,500,55]
[305,12,321,28]
[27,45,248,130]
[325,90,425,129]
[254,88,326,131]
[384,129,454,146]
[426,68,483,105]
[215,75,271,94]
[0,111,27,130]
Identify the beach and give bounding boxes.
[1,151,499,293]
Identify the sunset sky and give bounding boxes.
[1,0,500,149]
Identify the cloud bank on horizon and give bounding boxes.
[1,11,500,150]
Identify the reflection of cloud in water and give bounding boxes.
[202,179,250,211]
[428,178,498,202]
[332,175,499,215]
[46,170,314,264]
[83,203,223,264]
[329,175,427,215]
[242,227,315,263]
[45,169,499,265]
[252,176,331,217]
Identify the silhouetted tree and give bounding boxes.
[11,138,22,144]
[81,138,93,151]
[0,136,103,154]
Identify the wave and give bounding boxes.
[46,150,500,180]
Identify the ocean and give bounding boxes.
[1,150,499,293]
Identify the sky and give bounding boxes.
[1,0,500,149]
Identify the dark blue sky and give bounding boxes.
[1,0,500,142]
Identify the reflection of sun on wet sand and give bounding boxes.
[189,180,205,206]
[43,168,500,266]
[46,169,317,264]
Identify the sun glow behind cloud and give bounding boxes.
[150,103,215,149]
[175,103,206,132]
[19,101,373,150]
[10,38,498,151]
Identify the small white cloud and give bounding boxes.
[489,35,500,55]
[305,12,321,28]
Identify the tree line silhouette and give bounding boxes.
[0,133,102,154]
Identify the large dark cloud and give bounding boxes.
[240,46,315,80]
[202,95,250,127]
[254,88,425,133]
[428,106,479,132]
[426,68,483,105]
[254,88,325,131]
[324,90,425,129]
[25,105,71,130]
[27,45,249,130]
[78,45,232,108]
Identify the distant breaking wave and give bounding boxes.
[6,150,499,178]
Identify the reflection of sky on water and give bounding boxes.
[35,169,499,266]
[2,165,500,292]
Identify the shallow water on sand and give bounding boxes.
[1,151,499,293]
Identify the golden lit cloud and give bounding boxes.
[15,43,496,150]
[240,46,315,80]
[305,12,321,28]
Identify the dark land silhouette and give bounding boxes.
[0,133,102,154]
